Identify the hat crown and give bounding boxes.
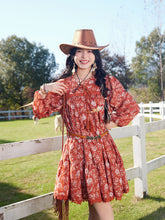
[72,29,97,48]
[59,29,109,55]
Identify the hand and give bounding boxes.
[105,121,117,130]
[46,79,67,95]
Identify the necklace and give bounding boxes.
[73,68,92,93]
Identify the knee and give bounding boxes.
[93,202,114,220]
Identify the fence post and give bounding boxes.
[8,110,11,121]
[29,110,32,119]
[139,102,143,114]
[149,101,153,122]
[132,115,148,199]
[160,101,165,120]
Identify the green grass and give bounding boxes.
[0,117,165,219]
[0,116,60,144]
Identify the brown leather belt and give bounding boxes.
[68,131,108,140]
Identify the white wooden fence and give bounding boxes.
[0,115,165,219]
[139,101,165,122]
[0,110,33,120]
[0,110,56,120]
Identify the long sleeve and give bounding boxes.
[106,75,139,127]
[33,91,63,119]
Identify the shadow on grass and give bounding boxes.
[146,195,165,202]
[0,140,15,144]
[140,207,165,220]
[139,195,165,220]
[0,182,34,207]
[0,182,56,220]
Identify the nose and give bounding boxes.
[82,50,87,58]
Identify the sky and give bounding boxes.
[0,0,165,75]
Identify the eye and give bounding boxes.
[88,50,93,53]
[76,49,82,53]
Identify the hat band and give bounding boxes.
[73,41,97,47]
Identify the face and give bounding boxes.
[74,48,95,71]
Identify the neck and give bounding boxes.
[77,67,92,80]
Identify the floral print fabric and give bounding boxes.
[33,75,139,204]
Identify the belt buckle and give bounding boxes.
[97,135,101,139]
[86,136,93,140]
[86,135,101,140]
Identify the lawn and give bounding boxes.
[0,117,165,219]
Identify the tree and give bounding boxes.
[101,49,133,90]
[0,35,57,109]
[132,28,165,101]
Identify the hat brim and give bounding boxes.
[60,43,109,55]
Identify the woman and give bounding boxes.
[33,29,139,220]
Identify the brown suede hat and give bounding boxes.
[60,29,109,55]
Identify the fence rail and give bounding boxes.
[0,110,57,120]
[0,115,165,219]
[139,101,165,121]
[0,110,33,120]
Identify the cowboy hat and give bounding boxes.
[60,29,109,55]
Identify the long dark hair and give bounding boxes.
[56,48,111,123]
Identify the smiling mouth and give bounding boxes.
[80,60,89,64]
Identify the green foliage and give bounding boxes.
[131,27,165,100]
[101,49,133,89]
[129,87,154,103]
[0,35,57,110]
[147,77,161,100]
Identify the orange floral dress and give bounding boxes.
[33,75,139,205]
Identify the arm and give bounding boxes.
[33,79,67,119]
[106,76,140,127]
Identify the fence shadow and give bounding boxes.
[139,195,165,220]
[0,139,15,144]
[0,182,35,207]
[145,195,165,202]
[139,207,165,220]
[0,182,55,220]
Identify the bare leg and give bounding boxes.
[92,202,114,220]
[88,202,100,220]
